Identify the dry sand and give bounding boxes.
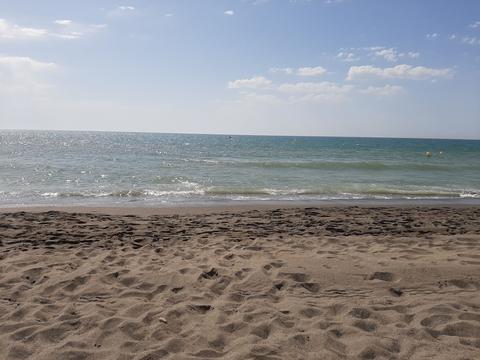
[0,205,479,360]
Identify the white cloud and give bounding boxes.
[278,81,351,94]
[337,51,358,62]
[224,10,234,16]
[462,36,480,45]
[278,81,353,102]
[347,64,453,81]
[448,32,480,46]
[469,21,480,29]
[53,32,83,40]
[0,56,57,96]
[228,76,272,89]
[54,20,72,26]
[426,33,438,39]
[359,84,404,96]
[269,67,294,75]
[368,47,419,62]
[165,13,174,17]
[374,48,399,62]
[269,66,327,76]
[108,5,137,17]
[365,46,384,51]
[0,56,56,70]
[337,47,419,63]
[0,18,48,40]
[118,6,135,11]
[0,18,106,41]
[53,22,106,40]
[297,66,327,77]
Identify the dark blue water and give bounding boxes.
[1,130,479,206]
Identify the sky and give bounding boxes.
[0,0,479,139]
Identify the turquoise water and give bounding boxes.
[1,130,479,206]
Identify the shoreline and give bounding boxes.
[1,198,480,216]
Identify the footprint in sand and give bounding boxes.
[368,271,395,282]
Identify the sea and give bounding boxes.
[1,130,479,207]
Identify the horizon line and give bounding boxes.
[1,127,479,142]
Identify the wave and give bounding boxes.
[184,159,471,172]
[204,187,480,199]
[41,190,204,198]
[2,179,479,201]
[21,187,478,200]
[38,183,206,198]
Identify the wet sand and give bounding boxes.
[0,205,480,359]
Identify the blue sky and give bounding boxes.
[0,0,479,139]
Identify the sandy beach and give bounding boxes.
[1,205,480,360]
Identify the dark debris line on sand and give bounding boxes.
[0,207,479,249]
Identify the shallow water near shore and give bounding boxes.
[1,130,479,207]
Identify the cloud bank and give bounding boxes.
[347,64,453,81]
